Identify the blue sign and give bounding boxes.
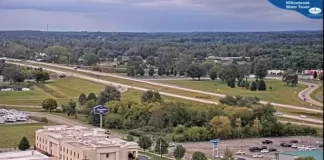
[93,105,109,114]
[268,0,323,19]
[318,95,322,100]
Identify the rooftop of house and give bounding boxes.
[0,150,49,160]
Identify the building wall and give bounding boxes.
[60,142,85,160]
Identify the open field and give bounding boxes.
[310,85,323,104]
[155,79,316,108]
[0,123,46,148]
[275,107,323,121]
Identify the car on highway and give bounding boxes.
[260,149,269,153]
[249,147,261,152]
[168,142,176,147]
[299,115,307,118]
[252,153,264,158]
[269,148,277,152]
[236,150,245,155]
[262,140,273,144]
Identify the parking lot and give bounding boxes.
[179,136,323,160]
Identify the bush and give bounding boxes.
[172,134,186,142]
[258,79,267,91]
[250,81,257,91]
[18,136,30,151]
[40,117,48,124]
[128,129,144,137]
[126,135,134,141]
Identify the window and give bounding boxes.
[106,154,109,158]
[78,153,79,158]
[74,152,75,157]
[66,149,68,153]
[70,150,72,155]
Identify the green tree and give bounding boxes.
[250,81,257,91]
[158,67,163,76]
[148,67,155,76]
[126,135,134,142]
[146,56,155,67]
[97,86,121,105]
[18,136,30,151]
[138,136,152,152]
[138,67,145,76]
[258,79,266,91]
[202,60,215,73]
[186,63,207,80]
[78,93,87,105]
[154,138,168,154]
[67,99,77,117]
[222,147,234,160]
[209,66,218,80]
[192,151,208,160]
[41,98,58,113]
[254,59,268,79]
[87,93,97,101]
[83,52,99,66]
[210,116,232,138]
[294,156,315,160]
[104,113,124,129]
[173,145,186,160]
[251,118,263,136]
[141,90,163,103]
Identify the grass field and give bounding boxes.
[0,123,46,148]
[310,85,323,103]
[155,79,316,108]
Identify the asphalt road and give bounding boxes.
[298,82,323,107]
[6,60,323,125]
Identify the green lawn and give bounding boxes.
[0,123,46,148]
[310,85,323,103]
[155,79,315,108]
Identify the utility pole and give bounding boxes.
[160,139,162,158]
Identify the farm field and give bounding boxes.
[155,79,313,108]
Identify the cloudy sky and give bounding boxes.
[0,0,322,32]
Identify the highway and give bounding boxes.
[7,60,323,113]
[4,60,323,125]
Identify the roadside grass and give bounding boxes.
[139,151,172,160]
[275,107,323,120]
[310,85,323,104]
[0,123,48,148]
[13,61,220,102]
[279,117,323,126]
[155,79,321,109]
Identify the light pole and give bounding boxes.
[4,140,8,152]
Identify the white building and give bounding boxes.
[35,125,139,160]
[0,150,50,160]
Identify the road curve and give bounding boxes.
[8,60,323,113]
[298,82,323,107]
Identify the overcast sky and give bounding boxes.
[0,0,322,32]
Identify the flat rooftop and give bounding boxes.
[0,150,49,160]
[277,150,323,160]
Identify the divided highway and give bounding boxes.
[5,60,323,125]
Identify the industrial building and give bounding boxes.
[35,125,139,160]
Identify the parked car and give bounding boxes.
[261,149,269,153]
[252,153,264,158]
[269,148,277,152]
[249,147,261,152]
[235,158,245,160]
[319,144,323,148]
[280,143,286,147]
[290,140,298,143]
[236,150,245,155]
[291,144,298,148]
[262,140,273,144]
[284,144,292,147]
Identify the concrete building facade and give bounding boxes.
[35,125,139,160]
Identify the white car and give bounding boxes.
[260,149,269,153]
[168,143,175,147]
[253,153,264,158]
[307,146,316,150]
[291,144,298,148]
[236,150,245,155]
[300,115,307,118]
[215,154,224,158]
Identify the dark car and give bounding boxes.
[284,144,292,147]
[290,140,298,143]
[319,144,323,148]
[261,146,268,150]
[280,143,286,147]
[262,140,273,144]
[235,158,246,160]
[249,147,261,152]
[269,148,277,152]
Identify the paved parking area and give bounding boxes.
[178,136,323,160]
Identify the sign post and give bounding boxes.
[93,105,109,128]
